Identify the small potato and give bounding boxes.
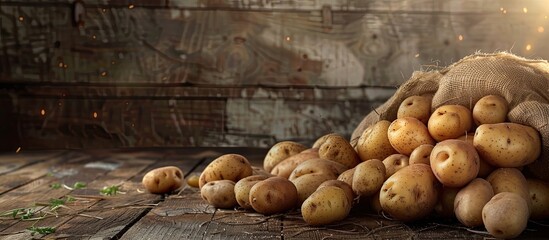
[199,154,253,189]
[200,180,237,209]
[263,141,307,172]
[474,123,541,167]
[317,134,360,168]
[486,168,532,213]
[318,180,355,206]
[271,149,320,178]
[428,105,473,142]
[430,139,480,188]
[434,186,459,219]
[379,164,439,221]
[356,120,398,162]
[186,173,200,188]
[388,117,435,155]
[472,95,508,125]
[352,159,386,197]
[383,154,409,178]
[234,175,270,209]
[301,186,351,226]
[482,192,529,239]
[409,144,434,165]
[337,168,355,187]
[527,178,549,220]
[454,178,494,227]
[397,95,432,124]
[142,166,184,194]
[249,177,298,215]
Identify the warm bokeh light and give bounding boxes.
[538,26,545,33]
[523,7,528,13]
[93,112,98,118]
[18,16,24,21]
[415,53,420,58]
[129,4,135,9]
[503,10,507,14]
[458,35,464,41]
[526,44,532,51]
[16,147,21,153]
[41,109,46,116]
[285,36,291,41]
[101,71,107,76]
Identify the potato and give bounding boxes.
[434,186,459,219]
[186,173,200,188]
[472,95,508,125]
[356,120,398,162]
[301,186,352,226]
[474,123,541,167]
[200,180,237,209]
[234,175,270,209]
[317,134,360,168]
[379,164,439,221]
[263,141,307,172]
[199,154,253,189]
[337,168,355,187]
[454,178,494,227]
[291,173,337,205]
[428,105,473,142]
[527,178,549,220]
[387,117,435,155]
[289,159,348,204]
[252,166,273,177]
[486,168,532,213]
[457,133,495,177]
[249,177,298,215]
[409,144,434,165]
[383,154,409,178]
[352,159,386,197]
[142,166,184,194]
[370,191,383,214]
[482,192,529,239]
[430,139,480,187]
[397,95,432,124]
[318,180,355,206]
[270,148,319,178]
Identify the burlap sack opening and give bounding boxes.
[351,52,549,180]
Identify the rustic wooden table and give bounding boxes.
[0,148,546,239]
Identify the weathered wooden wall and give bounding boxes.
[1,0,549,150]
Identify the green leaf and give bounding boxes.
[28,226,55,236]
[99,185,121,196]
[50,183,61,189]
[73,182,87,189]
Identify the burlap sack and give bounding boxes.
[351,52,549,180]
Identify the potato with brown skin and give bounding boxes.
[312,133,342,149]
[201,180,238,209]
[301,186,352,226]
[383,154,409,178]
[430,139,480,188]
[472,95,508,125]
[186,173,200,188]
[482,192,529,239]
[409,144,434,165]
[249,177,298,215]
[397,95,432,124]
[318,180,355,206]
[317,134,360,168]
[199,154,253,189]
[527,178,549,220]
[289,159,348,204]
[434,186,460,219]
[291,173,337,205]
[454,178,494,227]
[457,134,495,177]
[337,168,355,187]
[352,159,386,197]
[428,105,473,142]
[270,149,319,178]
[234,175,270,209]
[356,120,397,162]
[474,123,541,167]
[142,166,184,194]
[263,141,307,172]
[486,168,532,213]
[388,117,435,155]
[379,164,439,221]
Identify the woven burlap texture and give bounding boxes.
[351,52,549,180]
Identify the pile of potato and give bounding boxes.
[143,94,549,239]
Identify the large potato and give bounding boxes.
[352,159,386,197]
[301,186,352,226]
[201,180,238,209]
[486,168,532,213]
[409,144,434,165]
[379,164,439,221]
[383,154,409,178]
[356,120,397,162]
[474,123,541,167]
[142,166,184,194]
[318,180,355,206]
[270,149,319,179]
[387,117,435,155]
[199,154,253,189]
[263,141,307,172]
[472,95,508,125]
[430,139,479,187]
[454,178,494,227]
[397,95,432,124]
[428,105,473,142]
[312,133,342,149]
[482,192,529,239]
[527,178,549,220]
[249,177,298,215]
[234,175,270,209]
[317,134,360,168]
